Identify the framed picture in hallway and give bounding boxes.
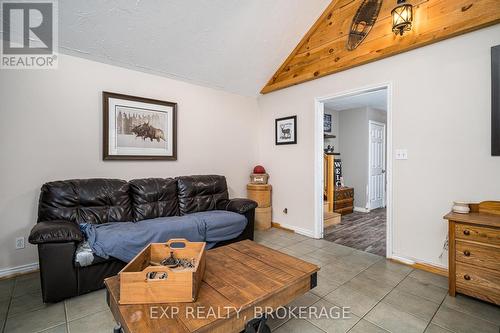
[103,92,177,160]
[275,115,297,145]
[324,113,332,133]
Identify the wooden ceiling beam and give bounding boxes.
[261,0,500,94]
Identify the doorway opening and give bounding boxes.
[314,84,392,258]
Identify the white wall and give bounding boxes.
[258,24,500,267]
[338,107,370,209]
[323,108,339,151]
[0,54,259,273]
[367,108,387,125]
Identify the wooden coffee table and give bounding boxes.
[105,240,319,333]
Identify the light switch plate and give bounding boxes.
[395,149,408,160]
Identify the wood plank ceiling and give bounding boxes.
[261,0,500,94]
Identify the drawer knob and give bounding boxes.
[463,230,470,236]
[463,250,470,257]
[464,274,471,281]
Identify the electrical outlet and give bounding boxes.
[15,237,25,249]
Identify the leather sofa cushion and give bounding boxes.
[38,179,133,224]
[29,220,83,244]
[129,178,179,221]
[216,198,258,214]
[177,175,229,215]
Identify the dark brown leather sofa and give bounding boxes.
[29,175,257,303]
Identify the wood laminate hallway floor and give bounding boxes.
[324,208,386,256]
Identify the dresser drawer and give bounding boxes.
[456,263,500,305]
[335,188,353,200]
[335,198,353,209]
[455,223,500,246]
[455,241,500,271]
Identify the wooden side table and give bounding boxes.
[444,201,500,305]
[247,184,272,230]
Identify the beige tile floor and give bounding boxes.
[1,228,499,333]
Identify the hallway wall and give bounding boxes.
[257,24,500,267]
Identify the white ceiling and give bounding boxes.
[59,0,330,96]
[324,89,387,112]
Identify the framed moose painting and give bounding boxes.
[275,115,297,145]
[103,92,177,160]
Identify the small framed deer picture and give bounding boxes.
[103,92,177,160]
[275,115,297,145]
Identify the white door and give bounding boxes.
[368,121,386,210]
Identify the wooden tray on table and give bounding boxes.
[119,239,206,305]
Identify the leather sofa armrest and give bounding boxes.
[29,220,84,244]
[217,198,258,215]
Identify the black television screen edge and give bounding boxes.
[492,45,500,156]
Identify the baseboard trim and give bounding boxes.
[0,262,39,279]
[390,255,415,265]
[292,226,316,238]
[412,262,448,277]
[353,207,370,213]
[391,255,448,277]
[272,222,316,238]
[271,222,294,232]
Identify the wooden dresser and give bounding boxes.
[334,187,354,215]
[444,201,500,305]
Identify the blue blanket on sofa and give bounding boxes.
[79,210,247,263]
